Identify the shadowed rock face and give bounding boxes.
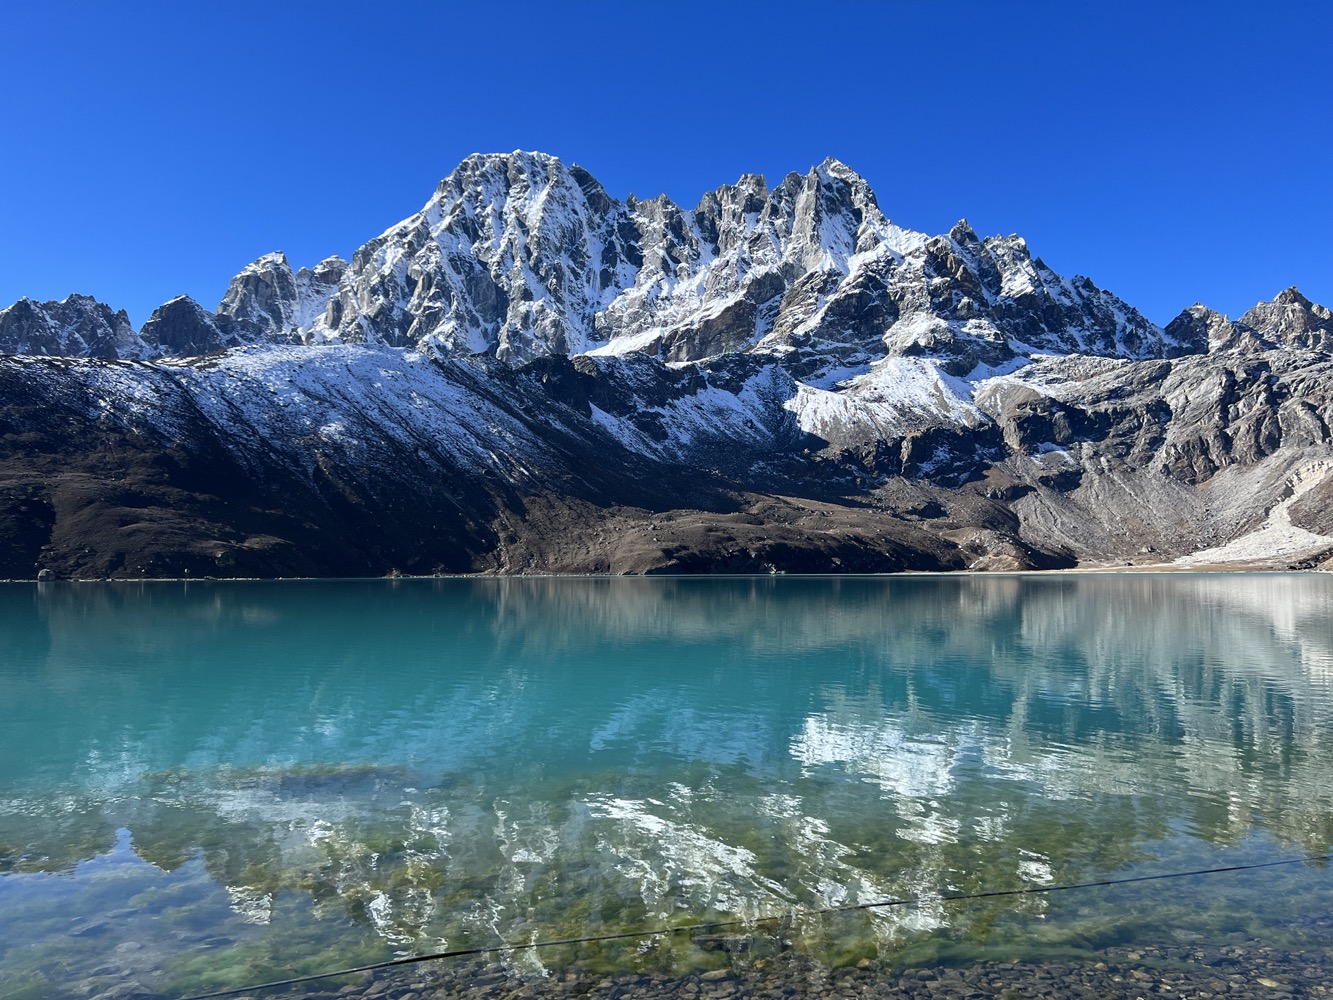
[0,153,1330,579]
[139,295,242,356]
[0,295,138,359]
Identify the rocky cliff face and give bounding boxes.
[0,295,139,359]
[1239,287,1333,352]
[1,152,1330,579]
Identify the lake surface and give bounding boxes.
[1,575,1331,998]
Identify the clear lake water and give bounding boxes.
[1,574,1331,997]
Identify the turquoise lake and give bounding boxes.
[1,575,1331,997]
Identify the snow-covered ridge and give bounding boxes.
[6,149,1282,371]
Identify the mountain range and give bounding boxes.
[2,151,1330,579]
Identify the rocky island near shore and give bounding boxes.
[2,152,1331,580]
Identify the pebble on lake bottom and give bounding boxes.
[205,941,1333,1000]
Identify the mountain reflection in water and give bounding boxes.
[0,575,1330,996]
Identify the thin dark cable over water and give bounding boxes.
[179,853,1330,1000]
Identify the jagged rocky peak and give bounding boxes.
[780,158,905,267]
[857,222,1188,375]
[140,295,242,357]
[0,294,139,359]
[217,251,346,343]
[617,158,939,363]
[949,219,981,246]
[1239,287,1333,351]
[217,252,296,330]
[314,150,624,362]
[694,158,912,270]
[1164,303,1269,354]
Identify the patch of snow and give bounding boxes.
[964,354,1031,382]
[583,328,663,357]
[799,360,875,391]
[1031,442,1074,460]
[784,356,985,441]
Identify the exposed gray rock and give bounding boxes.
[138,296,242,356]
[0,294,139,358]
[217,251,346,343]
[977,349,1333,563]
[1165,303,1274,354]
[1239,286,1333,351]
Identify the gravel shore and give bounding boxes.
[227,941,1333,1000]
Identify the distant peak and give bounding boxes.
[1178,302,1232,326]
[447,149,566,181]
[0,298,41,319]
[813,156,863,181]
[161,294,201,307]
[310,255,348,274]
[1272,286,1310,307]
[949,219,979,244]
[242,251,290,272]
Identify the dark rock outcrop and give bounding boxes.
[0,295,138,358]
[139,296,242,356]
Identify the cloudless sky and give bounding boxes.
[2,1,1329,328]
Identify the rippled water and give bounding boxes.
[1,575,1331,997]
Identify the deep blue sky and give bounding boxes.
[2,1,1329,328]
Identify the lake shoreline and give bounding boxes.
[7,562,1332,584]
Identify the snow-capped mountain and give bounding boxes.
[1,152,1330,579]
[1,152,1193,369]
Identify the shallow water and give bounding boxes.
[1,575,1331,997]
